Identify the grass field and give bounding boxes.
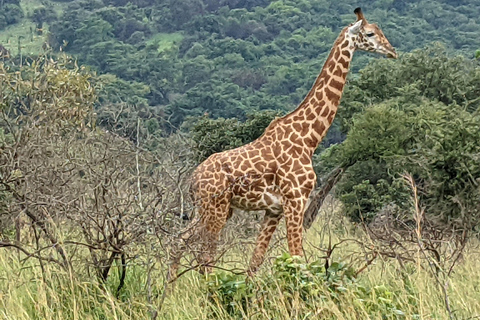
[1,202,479,320]
[145,32,184,53]
[0,0,64,57]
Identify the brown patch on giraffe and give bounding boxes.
[294,189,302,198]
[315,91,323,100]
[341,40,349,49]
[251,157,263,165]
[327,60,335,72]
[240,163,250,171]
[286,173,297,182]
[267,219,278,226]
[247,193,258,200]
[313,122,326,134]
[301,123,310,136]
[327,110,336,123]
[306,112,316,121]
[304,136,316,149]
[329,78,344,91]
[254,162,266,172]
[250,150,260,157]
[333,67,343,78]
[342,50,351,59]
[297,173,307,183]
[291,145,303,158]
[292,115,304,122]
[325,87,340,104]
[333,48,340,60]
[320,107,330,117]
[292,122,302,132]
[281,155,293,167]
[290,133,302,145]
[301,185,313,194]
[291,157,302,170]
[338,57,349,69]
[264,173,275,185]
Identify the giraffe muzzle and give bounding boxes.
[387,50,398,59]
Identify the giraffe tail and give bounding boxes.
[303,166,345,229]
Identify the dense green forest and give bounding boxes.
[1,0,480,135]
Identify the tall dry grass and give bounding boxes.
[1,200,479,320]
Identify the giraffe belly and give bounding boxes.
[230,185,284,213]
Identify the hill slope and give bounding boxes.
[2,0,480,131]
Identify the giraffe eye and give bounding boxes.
[366,32,375,37]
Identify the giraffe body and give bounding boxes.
[170,8,397,277]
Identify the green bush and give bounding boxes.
[323,96,480,226]
[189,110,283,162]
[205,253,413,319]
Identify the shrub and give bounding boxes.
[189,110,283,162]
[204,253,413,319]
[323,96,480,228]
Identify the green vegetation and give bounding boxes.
[4,0,480,132]
[189,110,284,161]
[146,32,184,52]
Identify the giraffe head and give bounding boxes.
[347,7,398,59]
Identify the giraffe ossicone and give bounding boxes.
[170,7,397,278]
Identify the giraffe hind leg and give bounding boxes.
[168,199,231,278]
[248,209,283,275]
[196,204,231,274]
[169,202,230,278]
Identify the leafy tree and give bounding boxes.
[340,44,480,131]
[323,93,480,228]
[31,5,57,30]
[188,110,283,161]
[0,3,23,29]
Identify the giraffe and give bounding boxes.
[170,7,397,278]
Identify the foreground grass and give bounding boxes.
[1,214,479,320]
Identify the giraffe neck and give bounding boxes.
[277,28,355,155]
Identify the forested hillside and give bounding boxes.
[1,0,480,135]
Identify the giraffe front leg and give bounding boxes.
[284,197,308,257]
[248,209,283,275]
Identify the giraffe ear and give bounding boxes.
[348,20,363,35]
